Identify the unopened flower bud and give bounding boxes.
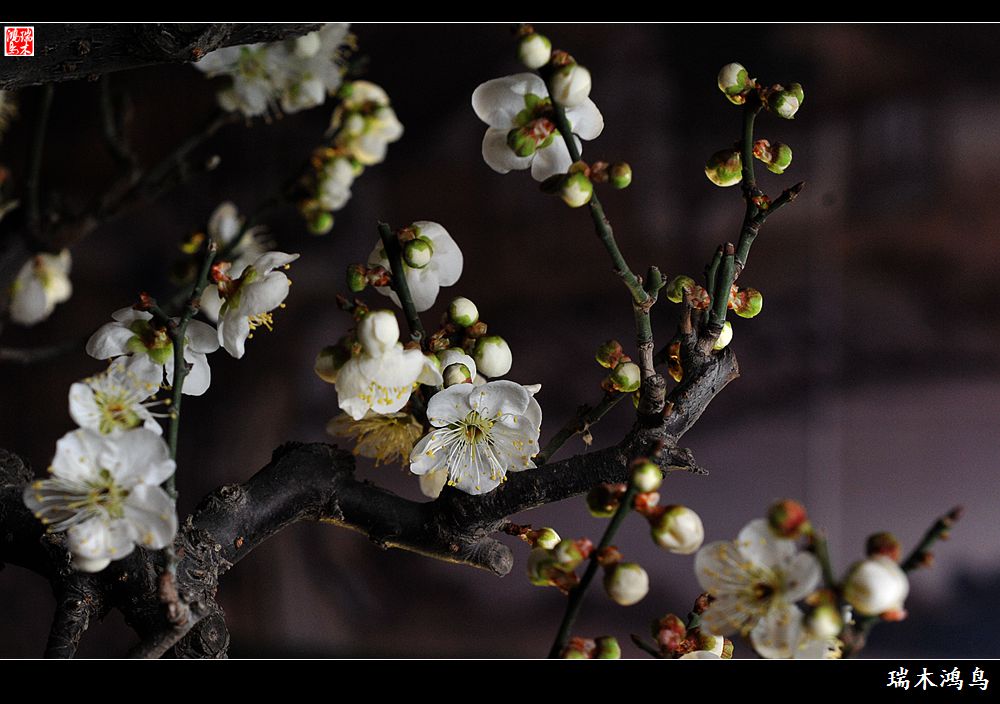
[866,532,902,562]
[768,87,801,119]
[753,139,793,175]
[448,296,479,327]
[604,562,649,606]
[347,264,367,293]
[552,538,586,571]
[595,339,625,368]
[357,310,400,356]
[314,343,350,384]
[666,275,696,304]
[609,162,632,189]
[586,484,622,518]
[651,505,705,554]
[527,547,558,587]
[631,460,663,493]
[443,362,473,387]
[560,637,594,659]
[712,321,733,351]
[403,237,434,269]
[717,62,752,100]
[787,82,804,104]
[308,210,334,235]
[609,361,641,393]
[551,63,592,108]
[517,33,552,69]
[653,613,687,654]
[560,172,594,208]
[473,335,512,378]
[806,603,844,640]
[731,287,763,319]
[595,636,621,659]
[705,149,743,187]
[534,527,561,550]
[843,556,910,617]
[767,498,810,539]
[507,128,538,157]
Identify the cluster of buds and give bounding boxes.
[665,275,711,309]
[753,139,793,175]
[527,536,594,592]
[298,146,361,235]
[595,339,641,393]
[559,636,621,660]
[651,611,734,659]
[716,62,804,121]
[425,297,513,379]
[629,459,706,554]
[544,160,633,209]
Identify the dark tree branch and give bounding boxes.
[44,574,103,658]
[0,24,324,91]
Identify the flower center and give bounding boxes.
[459,411,494,443]
[127,320,174,365]
[248,311,274,332]
[31,468,130,531]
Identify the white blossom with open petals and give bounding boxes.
[23,428,177,573]
[332,81,404,166]
[86,308,219,396]
[368,222,463,312]
[216,251,299,358]
[69,358,163,436]
[199,202,270,322]
[472,73,604,182]
[409,380,542,496]
[695,518,822,640]
[9,250,72,326]
[334,310,443,420]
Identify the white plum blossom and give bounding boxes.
[199,202,270,322]
[368,221,463,312]
[215,251,299,358]
[86,308,219,396]
[332,81,404,166]
[23,428,178,573]
[472,73,604,182]
[9,250,72,326]
[409,380,542,496]
[69,358,163,436]
[326,411,424,467]
[750,605,842,659]
[334,310,443,421]
[316,156,357,211]
[695,518,821,640]
[195,23,350,118]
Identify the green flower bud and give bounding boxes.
[307,210,334,235]
[631,461,663,493]
[603,562,649,606]
[705,149,743,187]
[507,128,537,157]
[347,264,367,293]
[552,538,585,571]
[712,321,733,351]
[474,335,512,378]
[767,498,810,539]
[732,287,763,319]
[787,82,804,104]
[448,296,479,327]
[753,139,793,175]
[534,527,561,550]
[442,362,473,388]
[595,339,624,369]
[551,63,592,108]
[560,172,594,208]
[609,361,641,393]
[517,33,552,69]
[717,62,752,97]
[651,505,705,554]
[609,162,632,189]
[665,275,696,304]
[314,343,350,384]
[402,237,434,269]
[594,636,621,659]
[768,89,801,119]
[526,547,557,587]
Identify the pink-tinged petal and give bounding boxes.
[472,73,547,128]
[565,99,605,140]
[530,134,576,182]
[125,484,178,549]
[482,128,533,174]
[86,323,136,360]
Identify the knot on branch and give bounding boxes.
[131,24,234,61]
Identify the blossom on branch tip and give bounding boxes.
[409,380,542,495]
[517,33,552,70]
[215,251,299,359]
[86,308,219,396]
[472,73,603,182]
[9,250,72,326]
[368,222,463,312]
[332,81,404,166]
[330,310,443,421]
[69,358,164,436]
[199,202,270,322]
[23,428,177,573]
[550,63,592,108]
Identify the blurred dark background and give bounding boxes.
[1,23,998,658]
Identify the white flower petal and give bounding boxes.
[419,468,449,499]
[243,271,291,314]
[86,323,136,360]
[472,73,546,128]
[111,307,151,324]
[402,265,442,313]
[252,251,299,275]
[219,314,251,359]
[530,134,576,182]
[565,99,605,140]
[737,518,797,570]
[9,277,49,325]
[185,320,221,354]
[410,433,445,477]
[425,383,474,427]
[468,379,530,419]
[125,354,165,394]
[124,484,178,549]
[101,428,175,487]
[51,429,103,483]
[482,128,533,174]
[181,351,213,396]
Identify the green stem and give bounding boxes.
[536,392,625,465]
[810,531,837,590]
[708,244,735,329]
[547,483,639,658]
[377,221,426,344]
[27,84,55,236]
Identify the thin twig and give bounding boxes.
[536,392,625,465]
